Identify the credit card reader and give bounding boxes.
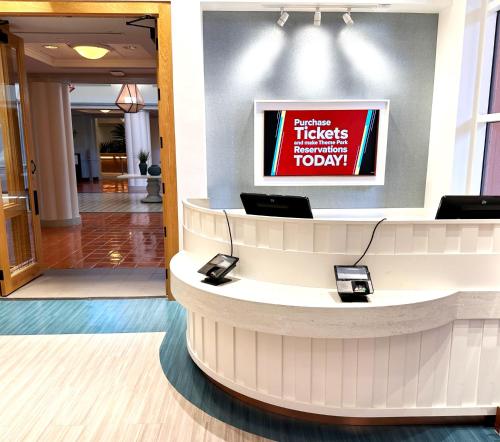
[334,265,373,302]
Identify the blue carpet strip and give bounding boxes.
[0,298,171,335]
[0,298,496,441]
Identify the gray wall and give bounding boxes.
[72,113,99,179]
[203,12,438,209]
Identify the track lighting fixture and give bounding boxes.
[277,8,289,27]
[343,8,354,26]
[314,8,321,27]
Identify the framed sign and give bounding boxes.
[254,100,390,186]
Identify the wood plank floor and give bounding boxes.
[0,332,268,441]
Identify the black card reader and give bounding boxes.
[334,265,373,302]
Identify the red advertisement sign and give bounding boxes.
[263,109,379,177]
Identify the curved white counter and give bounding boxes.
[171,199,500,420]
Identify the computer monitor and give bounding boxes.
[435,195,500,219]
[240,193,313,219]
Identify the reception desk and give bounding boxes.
[171,199,500,421]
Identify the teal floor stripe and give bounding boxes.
[159,304,497,442]
[0,298,171,335]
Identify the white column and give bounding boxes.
[124,110,151,187]
[29,81,80,227]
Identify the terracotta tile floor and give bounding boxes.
[77,179,137,193]
[41,213,165,269]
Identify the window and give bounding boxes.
[482,13,500,194]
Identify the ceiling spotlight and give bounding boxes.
[276,9,289,27]
[100,109,111,113]
[343,8,354,26]
[72,45,110,60]
[110,70,126,77]
[43,44,59,50]
[314,8,321,27]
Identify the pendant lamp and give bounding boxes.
[115,84,145,113]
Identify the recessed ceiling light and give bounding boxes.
[43,44,59,50]
[100,109,111,113]
[110,70,126,77]
[72,45,110,60]
[123,45,137,50]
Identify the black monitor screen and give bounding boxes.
[435,195,500,219]
[240,193,313,219]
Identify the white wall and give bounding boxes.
[171,0,209,213]
[424,0,468,208]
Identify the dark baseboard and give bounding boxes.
[206,374,495,427]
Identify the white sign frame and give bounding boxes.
[254,100,390,187]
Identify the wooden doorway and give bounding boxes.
[0,29,42,295]
[0,2,179,298]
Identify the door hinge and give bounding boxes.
[162,183,165,194]
[157,88,161,101]
[163,227,167,237]
[165,269,169,280]
[160,137,163,148]
[33,190,39,215]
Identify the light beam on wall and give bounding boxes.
[293,26,333,94]
[339,27,395,85]
[233,27,285,85]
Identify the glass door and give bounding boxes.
[0,29,42,295]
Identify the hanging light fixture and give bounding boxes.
[115,84,145,113]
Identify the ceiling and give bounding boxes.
[3,16,157,80]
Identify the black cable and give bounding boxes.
[222,210,233,257]
[353,218,386,266]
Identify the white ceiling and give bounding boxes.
[201,0,452,13]
[3,16,157,76]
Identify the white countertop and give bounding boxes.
[173,252,453,309]
[171,251,500,338]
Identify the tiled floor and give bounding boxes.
[77,178,133,193]
[41,212,165,269]
[78,193,162,213]
[10,268,165,298]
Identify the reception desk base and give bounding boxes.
[185,307,500,421]
[174,199,500,423]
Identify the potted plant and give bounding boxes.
[137,150,149,175]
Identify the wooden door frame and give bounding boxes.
[0,1,179,299]
[0,29,43,295]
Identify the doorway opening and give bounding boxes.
[0,4,178,298]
